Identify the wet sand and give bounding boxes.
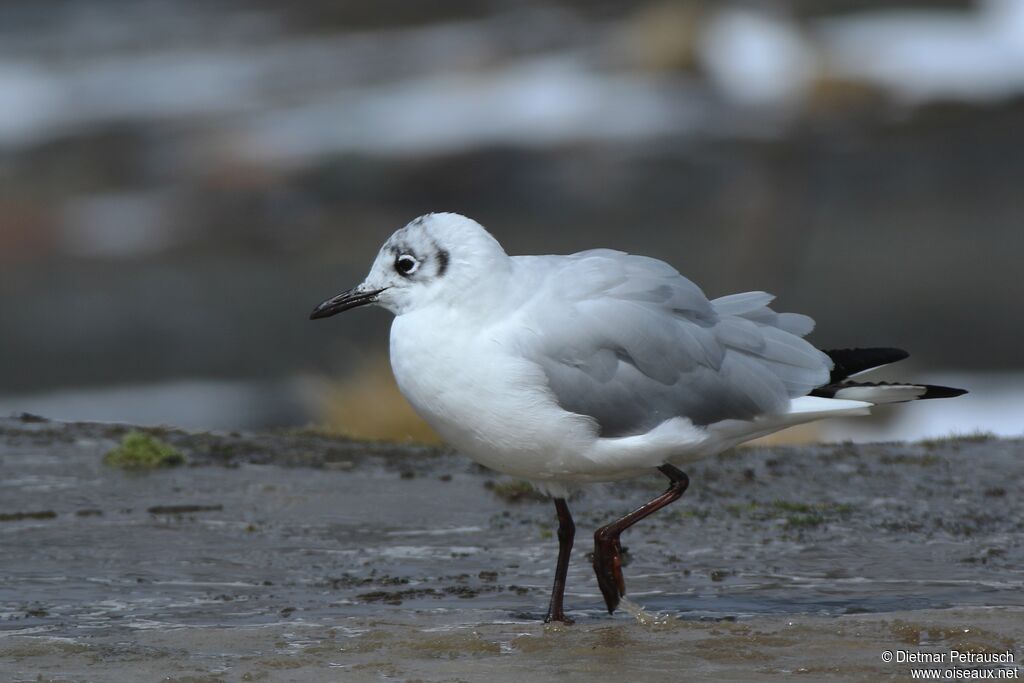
[1,416,1021,681]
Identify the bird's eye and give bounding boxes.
[395,254,419,276]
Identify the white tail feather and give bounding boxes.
[705,396,871,452]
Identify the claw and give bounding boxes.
[593,533,625,614]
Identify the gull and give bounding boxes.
[310,212,966,623]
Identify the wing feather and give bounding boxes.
[516,252,831,436]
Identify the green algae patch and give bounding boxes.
[724,500,855,528]
[103,431,185,470]
[918,430,997,450]
[0,510,56,522]
[784,513,826,528]
[484,479,547,503]
[147,504,222,515]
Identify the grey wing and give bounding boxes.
[521,251,832,437]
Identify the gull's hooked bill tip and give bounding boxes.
[309,287,385,319]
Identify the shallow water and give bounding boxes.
[1,418,1021,681]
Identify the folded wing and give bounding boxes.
[519,250,832,436]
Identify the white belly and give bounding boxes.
[389,310,599,480]
[385,310,874,486]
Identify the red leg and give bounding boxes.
[593,465,690,614]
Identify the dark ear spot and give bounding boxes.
[437,249,450,277]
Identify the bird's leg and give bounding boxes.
[593,464,690,614]
[544,497,576,624]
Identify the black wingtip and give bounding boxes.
[920,385,968,399]
[811,381,968,401]
[825,347,910,383]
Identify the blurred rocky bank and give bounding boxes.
[1,0,1021,437]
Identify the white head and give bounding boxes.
[310,213,509,318]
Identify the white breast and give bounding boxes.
[388,307,599,480]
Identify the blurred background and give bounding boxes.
[0,0,1020,442]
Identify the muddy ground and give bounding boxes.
[0,415,1021,682]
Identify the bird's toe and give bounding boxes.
[544,610,575,625]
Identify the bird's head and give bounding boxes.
[310,212,509,319]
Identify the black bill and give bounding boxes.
[309,287,385,319]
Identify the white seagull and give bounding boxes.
[310,212,965,623]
